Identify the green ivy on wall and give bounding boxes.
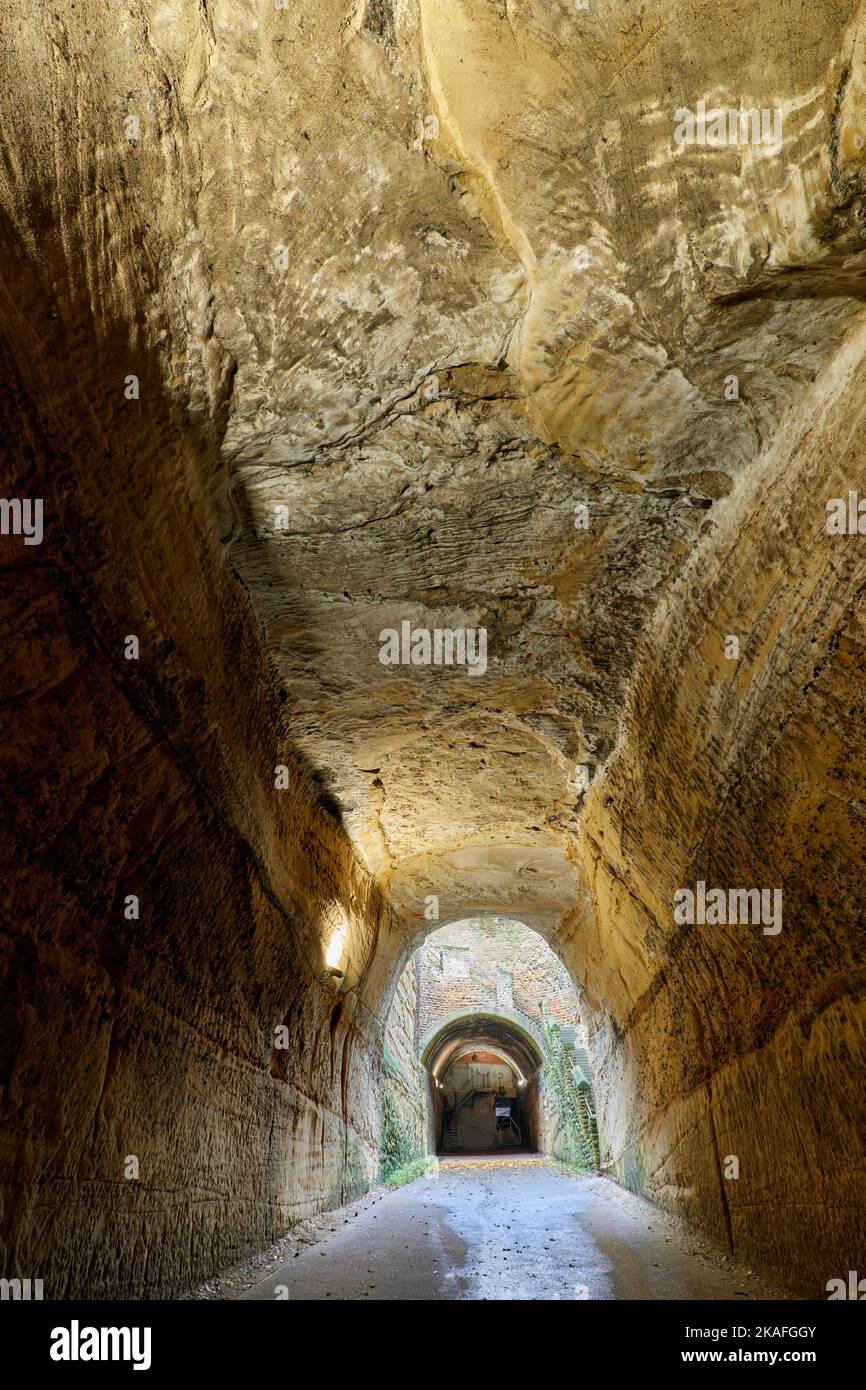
[379,1084,421,1180]
[540,1007,600,1173]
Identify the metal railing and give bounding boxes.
[494,1114,522,1145]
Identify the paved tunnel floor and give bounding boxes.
[193,1158,792,1302]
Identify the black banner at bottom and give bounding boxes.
[1,1296,859,1376]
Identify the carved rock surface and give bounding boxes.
[1,0,865,1296]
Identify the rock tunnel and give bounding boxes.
[1,0,866,1308]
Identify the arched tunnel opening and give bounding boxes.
[1,0,866,1349]
[426,1022,541,1155]
[386,915,599,1165]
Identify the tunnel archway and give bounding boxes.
[381,915,597,1166]
[422,1009,545,1154]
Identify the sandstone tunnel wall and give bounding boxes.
[0,12,403,1296]
[577,320,866,1298]
[0,328,393,1298]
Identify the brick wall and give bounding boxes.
[384,954,420,1074]
[416,916,579,1042]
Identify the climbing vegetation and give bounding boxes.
[541,1007,600,1173]
[379,1084,422,1181]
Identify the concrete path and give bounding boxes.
[236,1157,791,1301]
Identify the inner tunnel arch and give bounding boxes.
[420,1008,546,1076]
[420,1008,548,1154]
[384,914,594,1159]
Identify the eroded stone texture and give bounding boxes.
[382,953,432,1165]
[0,304,393,1293]
[1,0,865,1298]
[579,323,866,1293]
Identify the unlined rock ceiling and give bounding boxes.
[206,0,866,930]
[8,0,858,935]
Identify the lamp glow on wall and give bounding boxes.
[322,903,349,983]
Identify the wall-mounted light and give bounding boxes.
[325,923,347,971]
[321,903,349,986]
